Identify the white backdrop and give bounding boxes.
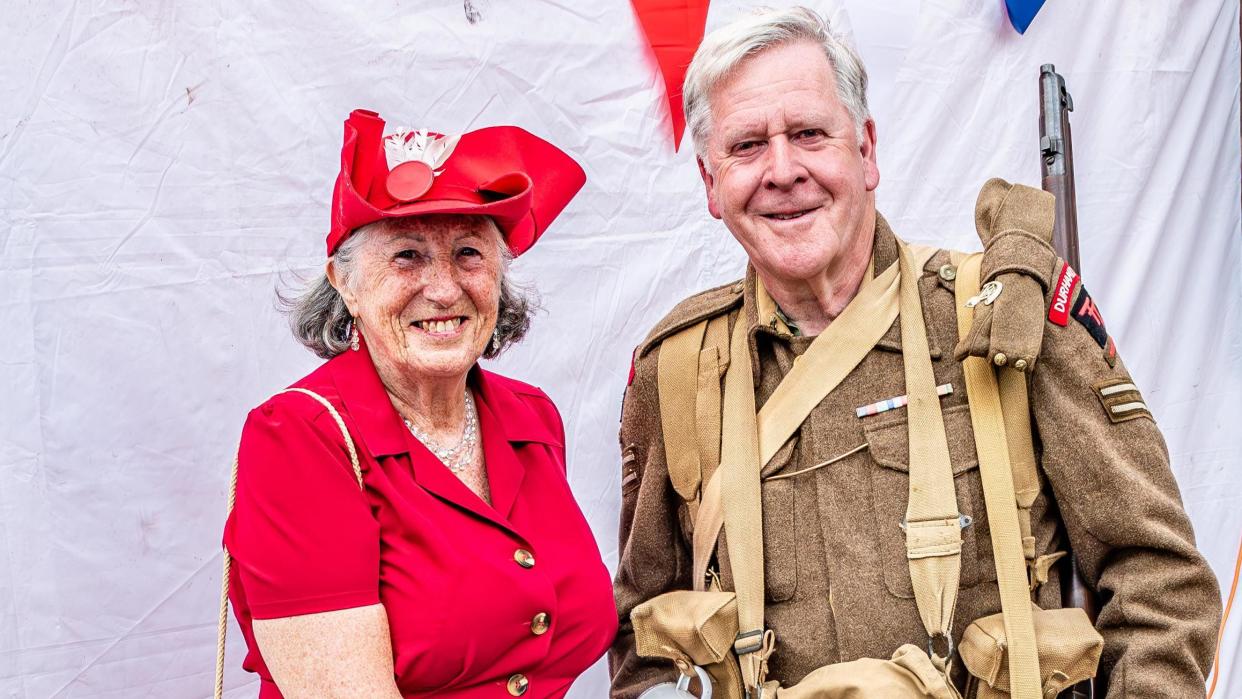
[2,1,1239,697]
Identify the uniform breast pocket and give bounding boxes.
[862,403,997,599]
[761,477,797,602]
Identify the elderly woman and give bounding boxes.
[222,109,617,698]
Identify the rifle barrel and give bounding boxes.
[1039,64,1082,272]
[1040,64,1101,699]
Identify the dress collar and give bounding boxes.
[326,339,562,459]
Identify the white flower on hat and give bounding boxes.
[384,128,461,174]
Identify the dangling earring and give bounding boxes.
[490,328,500,354]
[349,321,361,352]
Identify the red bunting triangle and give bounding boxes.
[631,0,711,151]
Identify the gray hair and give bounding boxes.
[683,6,871,163]
[280,219,537,360]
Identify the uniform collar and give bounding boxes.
[740,212,940,357]
[326,340,562,459]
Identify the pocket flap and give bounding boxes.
[631,590,739,666]
[862,403,979,476]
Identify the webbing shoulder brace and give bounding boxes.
[657,313,731,524]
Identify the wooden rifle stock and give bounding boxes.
[1039,64,1101,699]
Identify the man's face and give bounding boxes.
[699,40,879,287]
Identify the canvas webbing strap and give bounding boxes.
[999,370,1041,560]
[215,388,362,699]
[895,243,964,663]
[689,246,935,590]
[949,251,1043,569]
[952,253,1042,699]
[697,316,730,493]
[659,320,708,506]
[720,309,773,692]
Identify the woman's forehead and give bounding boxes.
[378,215,499,242]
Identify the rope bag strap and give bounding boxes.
[213,388,362,699]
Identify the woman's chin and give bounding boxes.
[402,338,483,380]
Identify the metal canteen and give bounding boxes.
[637,665,713,699]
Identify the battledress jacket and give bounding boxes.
[610,218,1221,698]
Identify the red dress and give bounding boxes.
[223,344,618,697]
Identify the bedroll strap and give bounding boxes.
[953,253,1042,699]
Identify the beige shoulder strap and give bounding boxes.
[658,320,709,505]
[952,253,1041,699]
[214,388,362,699]
[948,252,1044,573]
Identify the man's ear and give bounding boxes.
[860,119,880,192]
[697,156,722,219]
[325,259,358,317]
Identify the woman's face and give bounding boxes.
[333,215,504,386]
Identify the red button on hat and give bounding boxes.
[386,160,435,202]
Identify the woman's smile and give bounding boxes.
[411,315,468,337]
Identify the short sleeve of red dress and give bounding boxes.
[225,397,380,619]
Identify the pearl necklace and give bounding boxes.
[404,390,479,473]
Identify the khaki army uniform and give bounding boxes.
[610,217,1221,698]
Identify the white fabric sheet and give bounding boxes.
[1,1,1238,696]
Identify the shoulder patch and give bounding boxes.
[635,279,744,359]
[1048,261,1080,327]
[1093,376,1152,424]
[1071,285,1108,348]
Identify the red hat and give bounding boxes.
[326,109,586,256]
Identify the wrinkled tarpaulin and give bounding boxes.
[1,1,1238,697]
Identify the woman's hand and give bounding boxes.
[253,603,404,699]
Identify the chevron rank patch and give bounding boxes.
[1093,377,1152,424]
[1071,285,1109,348]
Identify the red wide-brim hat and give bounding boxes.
[326,109,586,256]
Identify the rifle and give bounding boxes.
[1039,63,1101,699]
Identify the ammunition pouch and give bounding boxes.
[960,605,1103,699]
[633,588,962,699]
[632,590,744,699]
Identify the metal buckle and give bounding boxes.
[965,280,1003,308]
[898,514,973,531]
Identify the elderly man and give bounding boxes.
[610,6,1220,698]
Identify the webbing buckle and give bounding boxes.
[927,631,955,663]
[733,628,765,655]
[898,513,973,531]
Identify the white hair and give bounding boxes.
[683,6,871,163]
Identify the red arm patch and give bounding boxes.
[1048,261,1080,326]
